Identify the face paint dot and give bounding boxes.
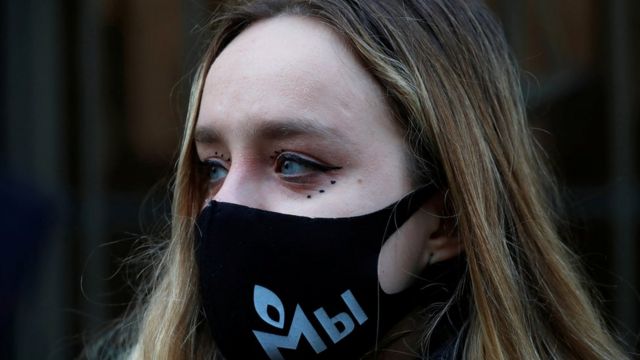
[307,195,312,199]
[330,180,336,184]
[319,189,325,193]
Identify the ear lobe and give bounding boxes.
[421,232,462,266]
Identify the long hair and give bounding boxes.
[104,1,628,359]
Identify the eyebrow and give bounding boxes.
[193,118,350,146]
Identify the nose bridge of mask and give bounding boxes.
[200,182,437,233]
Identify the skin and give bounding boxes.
[194,16,461,295]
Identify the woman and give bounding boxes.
[91,0,628,359]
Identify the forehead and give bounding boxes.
[199,15,392,136]
[211,15,350,85]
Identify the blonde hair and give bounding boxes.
[96,0,628,359]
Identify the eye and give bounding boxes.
[277,155,315,176]
[203,159,228,183]
[274,152,341,180]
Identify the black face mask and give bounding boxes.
[195,184,460,360]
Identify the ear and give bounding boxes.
[420,189,462,265]
[378,190,462,294]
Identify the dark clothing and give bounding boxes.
[420,254,469,360]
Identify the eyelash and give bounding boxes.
[200,151,341,186]
[273,152,341,183]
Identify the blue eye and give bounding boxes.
[206,160,228,183]
[279,158,314,176]
[275,152,341,178]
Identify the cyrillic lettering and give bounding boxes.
[313,308,355,343]
[253,304,327,360]
[341,290,368,325]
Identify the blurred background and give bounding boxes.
[1,0,638,358]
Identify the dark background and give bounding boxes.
[1,0,638,358]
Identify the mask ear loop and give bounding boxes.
[372,183,439,356]
[372,250,437,356]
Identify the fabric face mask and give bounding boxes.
[195,185,448,360]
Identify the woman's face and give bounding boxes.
[195,15,412,217]
[195,16,451,293]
